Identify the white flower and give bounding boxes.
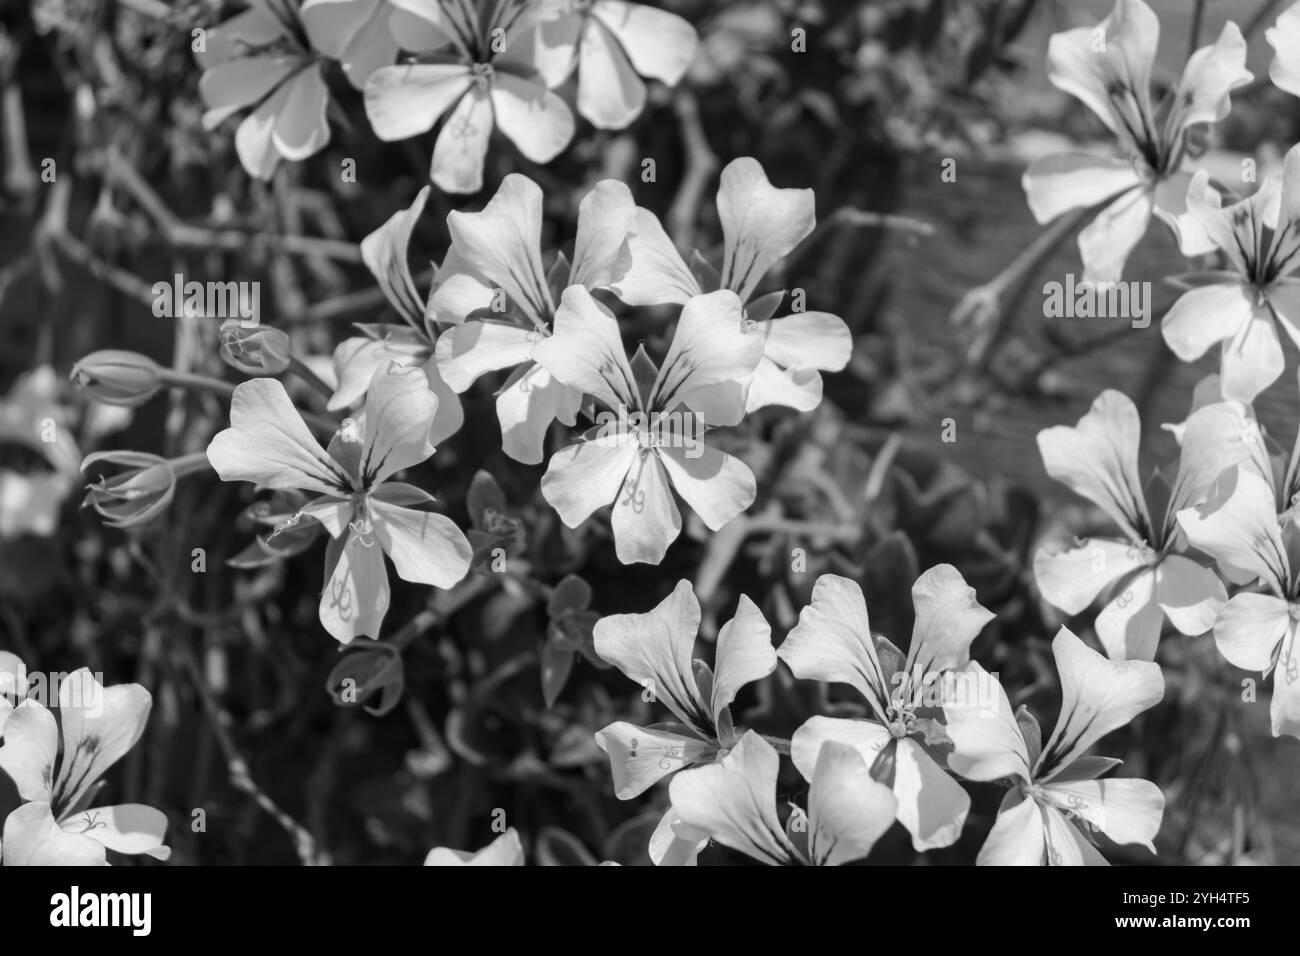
[1033,389,1238,659]
[0,652,26,736]
[611,157,852,414]
[328,185,463,445]
[1267,1,1300,97]
[432,173,637,464]
[533,286,763,565]
[207,365,472,642]
[363,0,574,193]
[197,0,333,180]
[668,730,897,866]
[300,0,398,88]
[0,669,170,865]
[1177,466,1300,739]
[0,366,80,539]
[424,827,524,865]
[592,579,777,865]
[1161,145,1300,402]
[1023,0,1251,283]
[778,566,994,851]
[535,0,699,129]
[944,628,1165,866]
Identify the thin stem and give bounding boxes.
[287,355,335,401]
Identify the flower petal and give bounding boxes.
[1169,21,1251,135]
[360,363,438,484]
[716,158,815,302]
[611,450,682,565]
[943,663,1033,784]
[1177,466,1288,596]
[541,433,637,527]
[533,286,639,410]
[369,498,471,589]
[611,208,701,306]
[1094,566,1164,661]
[430,85,493,194]
[591,0,698,85]
[976,789,1045,866]
[576,19,646,129]
[271,65,331,161]
[806,740,897,866]
[709,595,776,726]
[1022,154,1144,224]
[1077,185,1153,285]
[593,721,715,799]
[569,179,637,290]
[490,72,575,164]
[656,443,755,532]
[650,290,761,410]
[1154,554,1225,638]
[496,362,583,465]
[0,699,58,802]
[1,802,106,866]
[434,321,541,391]
[69,803,171,860]
[1211,592,1290,671]
[363,63,470,141]
[905,563,995,683]
[1269,2,1300,98]
[1040,777,1164,853]
[319,530,390,643]
[360,186,430,327]
[1033,538,1150,615]
[892,737,970,851]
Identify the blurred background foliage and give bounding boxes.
[0,0,1296,864]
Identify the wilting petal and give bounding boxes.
[540,433,637,527]
[424,828,525,866]
[976,789,1045,866]
[649,290,761,410]
[491,73,575,164]
[0,699,58,802]
[905,563,994,683]
[611,450,682,565]
[611,208,701,306]
[778,574,890,717]
[805,740,897,866]
[360,363,438,484]
[1078,185,1154,285]
[943,662,1033,784]
[592,578,712,733]
[576,18,646,129]
[368,498,471,589]
[1154,555,1225,638]
[363,63,470,140]
[1177,467,1288,595]
[446,174,553,324]
[208,378,348,495]
[593,721,715,799]
[592,0,697,85]
[1212,592,1290,671]
[1033,538,1150,615]
[496,363,583,465]
[668,732,798,866]
[68,804,171,860]
[1037,390,1152,543]
[534,286,639,410]
[656,444,755,532]
[709,595,776,726]
[319,530,390,643]
[430,86,493,194]
[570,179,637,290]
[715,158,815,302]
[1022,154,1144,224]
[1035,627,1164,781]
[1040,777,1163,853]
[1094,566,1163,661]
[1,802,106,866]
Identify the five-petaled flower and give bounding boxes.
[533,286,764,565]
[1161,145,1300,403]
[1023,0,1251,283]
[207,364,473,643]
[944,628,1165,866]
[777,565,995,851]
[592,579,777,865]
[0,667,171,865]
[1033,389,1240,660]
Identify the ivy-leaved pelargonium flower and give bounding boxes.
[533,287,764,565]
[944,628,1165,866]
[778,565,995,851]
[592,580,777,866]
[668,730,897,866]
[1161,145,1300,402]
[1034,389,1242,660]
[1023,0,1251,283]
[0,669,170,865]
[1177,466,1300,739]
[364,0,574,193]
[207,364,473,643]
[432,173,636,464]
[328,185,463,443]
[612,157,851,414]
[197,0,333,180]
[535,0,699,129]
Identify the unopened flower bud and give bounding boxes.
[71,351,161,407]
[219,321,291,375]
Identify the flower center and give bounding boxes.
[470,63,494,90]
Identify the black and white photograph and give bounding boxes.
[0,0,1292,930]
